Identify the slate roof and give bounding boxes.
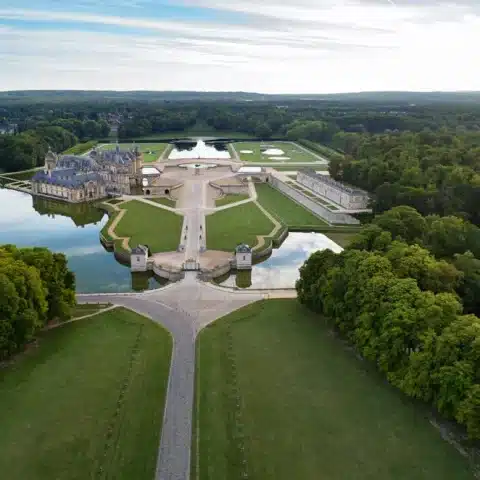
[131,245,149,255]
[56,155,100,171]
[236,243,252,253]
[32,169,103,188]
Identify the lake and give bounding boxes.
[0,188,164,293]
[168,140,231,160]
[216,232,343,289]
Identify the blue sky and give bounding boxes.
[0,0,479,93]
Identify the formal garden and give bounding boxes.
[232,141,323,163]
[192,299,473,480]
[206,202,275,251]
[101,200,183,253]
[0,308,172,480]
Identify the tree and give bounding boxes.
[374,206,427,243]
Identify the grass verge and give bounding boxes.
[149,197,176,208]
[0,308,172,480]
[215,194,249,207]
[193,299,474,480]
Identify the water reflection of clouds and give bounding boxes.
[168,140,231,160]
[221,233,343,289]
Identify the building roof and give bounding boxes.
[299,168,368,196]
[237,166,263,174]
[32,169,103,188]
[236,243,252,253]
[131,245,149,255]
[56,155,100,171]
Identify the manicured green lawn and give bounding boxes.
[192,300,474,480]
[272,165,329,171]
[149,197,176,208]
[233,142,322,163]
[206,202,274,251]
[215,194,249,207]
[70,303,111,318]
[325,231,357,248]
[114,200,183,252]
[100,143,168,162]
[0,308,172,480]
[255,183,327,226]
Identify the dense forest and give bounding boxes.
[297,204,480,440]
[330,130,480,225]
[2,92,480,173]
[0,245,76,361]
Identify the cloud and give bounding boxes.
[0,1,479,92]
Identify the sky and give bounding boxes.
[0,0,479,93]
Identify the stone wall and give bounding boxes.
[209,181,248,195]
[199,261,233,281]
[152,263,184,282]
[269,176,360,225]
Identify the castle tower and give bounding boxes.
[44,147,58,176]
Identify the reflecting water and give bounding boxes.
[168,140,231,159]
[217,232,343,289]
[0,188,165,293]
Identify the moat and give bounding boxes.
[0,187,343,293]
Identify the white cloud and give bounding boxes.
[0,2,479,92]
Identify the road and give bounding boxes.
[78,273,274,480]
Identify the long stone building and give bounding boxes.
[31,145,142,203]
[297,168,369,210]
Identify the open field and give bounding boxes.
[0,308,172,480]
[100,143,168,162]
[149,197,176,208]
[233,142,324,163]
[215,194,250,207]
[192,299,474,480]
[206,202,274,251]
[114,200,183,252]
[255,183,327,226]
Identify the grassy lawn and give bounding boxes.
[149,197,176,208]
[255,183,327,227]
[233,142,323,163]
[215,194,249,207]
[325,231,357,248]
[114,200,183,252]
[192,299,474,480]
[206,202,274,251]
[70,303,111,318]
[0,308,172,480]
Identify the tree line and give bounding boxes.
[297,205,480,439]
[0,245,76,361]
[0,126,77,173]
[329,130,480,225]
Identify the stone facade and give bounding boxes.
[235,244,252,270]
[131,245,149,272]
[297,169,369,210]
[31,144,142,203]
